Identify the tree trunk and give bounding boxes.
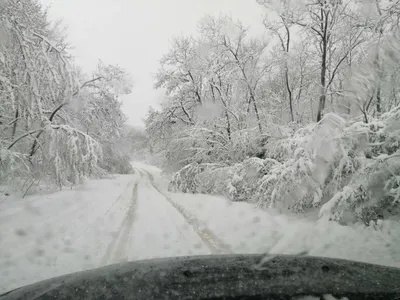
[225,110,231,141]
[376,84,382,115]
[11,108,19,140]
[250,90,263,134]
[211,81,231,140]
[317,89,326,122]
[285,68,294,122]
[283,24,294,122]
[317,6,328,123]
[242,74,262,134]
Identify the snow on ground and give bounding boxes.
[1,162,400,294]
[0,164,210,294]
[136,163,400,267]
[112,173,210,262]
[166,189,400,268]
[0,174,137,293]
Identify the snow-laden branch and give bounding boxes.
[7,130,42,150]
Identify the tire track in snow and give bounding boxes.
[139,169,232,255]
[100,182,138,265]
[104,178,136,217]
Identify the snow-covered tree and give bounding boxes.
[0,0,133,191]
[149,3,400,226]
[258,0,367,121]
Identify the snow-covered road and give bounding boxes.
[1,162,400,294]
[101,167,216,265]
[0,163,231,293]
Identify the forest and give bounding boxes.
[145,0,400,225]
[2,0,400,226]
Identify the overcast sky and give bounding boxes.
[40,0,265,127]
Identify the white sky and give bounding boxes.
[40,0,265,127]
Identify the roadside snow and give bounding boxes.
[136,163,400,268]
[0,174,137,294]
[134,162,400,267]
[169,192,400,268]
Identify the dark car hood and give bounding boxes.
[1,254,400,299]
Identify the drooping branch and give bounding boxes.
[30,76,104,157]
[7,129,42,150]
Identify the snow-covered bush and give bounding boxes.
[169,163,226,193]
[252,109,400,223]
[254,114,346,210]
[169,158,273,202]
[169,108,400,225]
[224,158,271,202]
[252,107,400,222]
[319,107,400,223]
[192,166,231,195]
[191,158,269,201]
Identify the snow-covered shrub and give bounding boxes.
[229,128,266,161]
[167,122,298,199]
[319,107,400,223]
[170,158,274,202]
[169,106,400,224]
[251,107,400,224]
[255,151,316,211]
[254,114,347,210]
[188,158,269,201]
[225,157,272,202]
[261,123,304,162]
[192,165,231,195]
[169,163,210,193]
[169,163,228,194]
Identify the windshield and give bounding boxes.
[1,0,400,296]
